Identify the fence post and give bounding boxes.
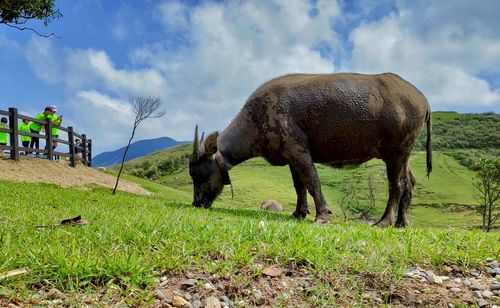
[82,134,88,166]
[45,118,53,160]
[8,107,19,162]
[68,126,75,167]
[87,139,92,167]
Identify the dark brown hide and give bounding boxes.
[190,73,432,227]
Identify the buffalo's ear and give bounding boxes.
[204,132,219,157]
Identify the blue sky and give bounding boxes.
[1,0,499,154]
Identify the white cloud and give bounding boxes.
[26,38,168,98]
[132,0,339,136]
[344,3,500,108]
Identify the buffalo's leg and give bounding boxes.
[395,168,416,228]
[374,156,408,227]
[288,149,331,224]
[290,165,309,219]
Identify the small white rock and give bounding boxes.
[482,290,494,299]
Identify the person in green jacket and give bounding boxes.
[18,119,31,155]
[29,107,51,155]
[46,105,62,159]
[0,117,8,155]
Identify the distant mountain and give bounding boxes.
[93,137,188,167]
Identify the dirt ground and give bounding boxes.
[0,156,150,195]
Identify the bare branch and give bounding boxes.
[113,96,166,195]
[4,22,59,38]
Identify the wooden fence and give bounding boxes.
[0,107,92,167]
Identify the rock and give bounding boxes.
[482,290,493,298]
[215,283,224,290]
[493,290,500,296]
[192,293,200,301]
[220,296,231,304]
[477,298,488,307]
[47,288,63,300]
[453,278,462,284]
[97,167,107,172]
[184,294,192,301]
[173,295,190,308]
[447,303,454,308]
[463,279,472,286]
[489,268,500,276]
[203,282,214,290]
[205,296,222,308]
[491,283,500,290]
[470,271,480,278]
[260,200,283,211]
[426,271,443,284]
[263,266,284,277]
[181,279,197,289]
[191,300,202,308]
[486,257,494,262]
[473,291,483,298]
[155,290,166,300]
[450,288,461,293]
[470,284,485,291]
[160,276,168,282]
[159,278,169,288]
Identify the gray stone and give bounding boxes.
[155,290,166,300]
[220,296,231,303]
[184,293,192,301]
[470,284,486,291]
[447,303,454,308]
[182,278,197,288]
[192,300,202,308]
[470,271,480,278]
[491,283,500,290]
[203,282,214,290]
[450,288,461,293]
[473,291,483,299]
[482,290,494,299]
[453,278,462,284]
[260,199,283,212]
[192,293,200,301]
[216,283,224,290]
[477,298,488,307]
[489,268,500,276]
[493,290,500,296]
[486,258,494,262]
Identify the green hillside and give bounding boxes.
[120,147,480,228]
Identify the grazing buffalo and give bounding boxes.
[189,73,432,227]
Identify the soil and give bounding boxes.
[2,266,498,307]
[0,156,149,195]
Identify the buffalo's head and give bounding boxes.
[189,125,230,208]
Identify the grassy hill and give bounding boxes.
[1,111,499,306]
[118,146,480,228]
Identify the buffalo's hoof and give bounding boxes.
[373,218,393,228]
[313,214,330,225]
[292,211,307,220]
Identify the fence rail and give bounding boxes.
[0,107,91,167]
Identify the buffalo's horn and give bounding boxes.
[200,131,205,144]
[191,124,200,162]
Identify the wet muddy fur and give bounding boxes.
[190,72,432,227]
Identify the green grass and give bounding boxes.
[0,179,499,306]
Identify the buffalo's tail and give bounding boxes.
[425,110,432,178]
